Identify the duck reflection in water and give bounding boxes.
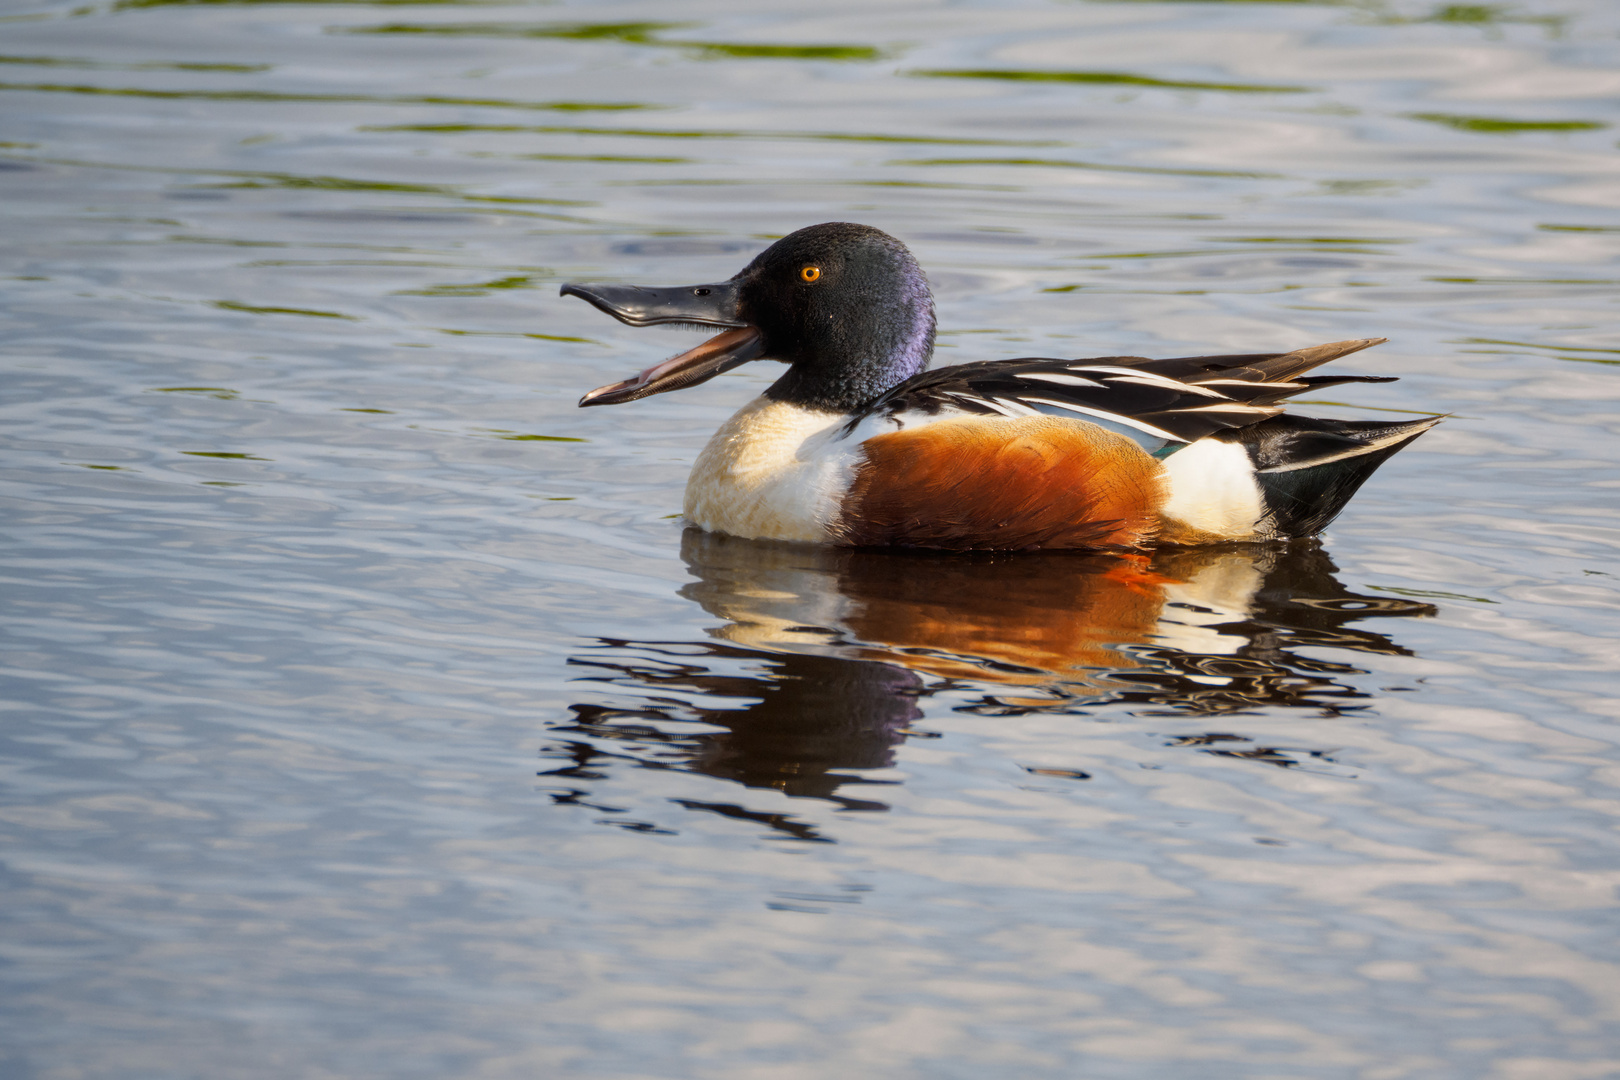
[546,532,1433,837]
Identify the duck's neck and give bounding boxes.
[762,361,908,414]
[762,290,936,413]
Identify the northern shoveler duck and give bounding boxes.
[563,222,1437,550]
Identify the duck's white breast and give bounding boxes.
[683,397,865,543]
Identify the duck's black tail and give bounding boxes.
[1219,414,1442,538]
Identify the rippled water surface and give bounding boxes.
[3,0,1619,1076]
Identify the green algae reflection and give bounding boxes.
[895,156,1283,180]
[365,122,1060,149]
[340,21,886,61]
[396,274,537,296]
[0,82,653,113]
[473,429,586,443]
[152,386,241,398]
[1461,337,1620,366]
[0,55,270,72]
[343,20,689,42]
[1366,3,1566,31]
[114,0,524,9]
[1407,113,1606,134]
[1086,0,1317,4]
[910,68,1313,93]
[177,168,592,210]
[216,300,357,319]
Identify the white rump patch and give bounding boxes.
[1159,439,1267,540]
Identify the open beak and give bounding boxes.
[560,280,765,407]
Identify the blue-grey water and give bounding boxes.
[2,1,1618,1077]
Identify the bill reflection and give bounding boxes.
[543,532,1433,838]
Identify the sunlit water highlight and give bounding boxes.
[2,0,1618,1077]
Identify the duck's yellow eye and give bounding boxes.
[799,266,821,283]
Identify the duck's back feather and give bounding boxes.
[849,337,1397,448]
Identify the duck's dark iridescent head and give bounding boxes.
[563,222,936,412]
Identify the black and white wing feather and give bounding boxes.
[852,337,1396,448]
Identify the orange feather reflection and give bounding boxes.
[681,531,1384,707]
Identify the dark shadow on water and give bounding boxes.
[543,531,1434,839]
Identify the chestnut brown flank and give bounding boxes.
[833,416,1167,550]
